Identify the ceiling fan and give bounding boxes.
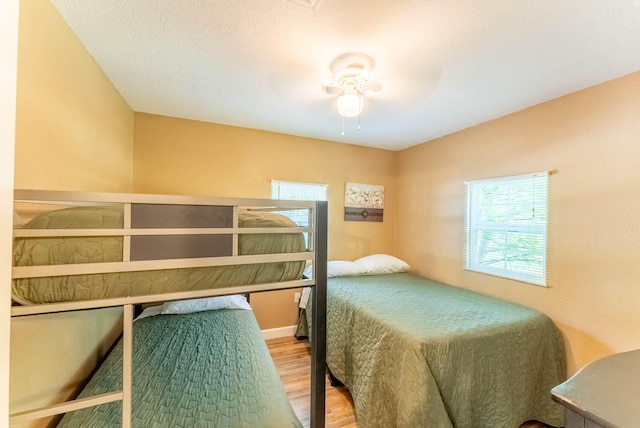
[324,52,380,118]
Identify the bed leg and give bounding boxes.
[327,368,344,387]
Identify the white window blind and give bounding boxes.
[271,180,328,246]
[464,172,549,286]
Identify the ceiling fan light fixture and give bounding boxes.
[337,91,363,118]
[325,52,378,120]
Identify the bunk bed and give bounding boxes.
[57,303,302,427]
[300,257,566,428]
[9,189,328,428]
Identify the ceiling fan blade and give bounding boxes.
[324,85,343,95]
[360,82,381,94]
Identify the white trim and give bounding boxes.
[464,172,549,286]
[270,180,327,250]
[270,179,328,189]
[261,324,298,340]
[463,170,549,185]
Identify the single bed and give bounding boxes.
[57,302,302,428]
[301,259,566,428]
[12,204,306,305]
[10,190,328,428]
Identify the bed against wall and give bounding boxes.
[301,256,567,428]
[9,189,328,427]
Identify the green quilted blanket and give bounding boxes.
[57,309,302,428]
[13,206,305,304]
[313,273,566,428]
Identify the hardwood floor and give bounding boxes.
[267,335,356,427]
[266,335,551,428]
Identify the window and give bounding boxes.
[464,172,549,286]
[271,180,328,246]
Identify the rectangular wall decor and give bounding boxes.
[344,182,384,222]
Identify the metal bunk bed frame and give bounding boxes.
[9,189,327,427]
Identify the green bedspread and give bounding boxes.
[314,273,566,428]
[57,309,302,428]
[13,207,305,304]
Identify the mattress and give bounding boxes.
[57,308,302,428]
[309,272,566,428]
[12,206,306,304]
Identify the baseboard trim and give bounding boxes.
[262,324,297,340]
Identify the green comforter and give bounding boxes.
[57,309,302,428]
[318,273,566,428]
[13,206,305,304]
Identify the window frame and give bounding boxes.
[464,171,549,286]
[271,180,328,248]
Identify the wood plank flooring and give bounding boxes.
[267,335,356,427]
[266,335,552,428]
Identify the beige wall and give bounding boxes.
[396,72,640,374]
[10,311,124,428]
[133,113,397,328]
[10,1,134,426]
[14,0,134,192]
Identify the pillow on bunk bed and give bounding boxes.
[354,254,410,274]
[161,295,252,315]
[135,305,163,321]
[303,260,369,279]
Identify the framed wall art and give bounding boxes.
[344,182,384,222]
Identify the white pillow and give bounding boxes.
[354,254,410,275]
[161,295,252,314]
[135,305,163,321]
[303,260,369,278]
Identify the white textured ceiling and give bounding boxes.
[50,0,640,151]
